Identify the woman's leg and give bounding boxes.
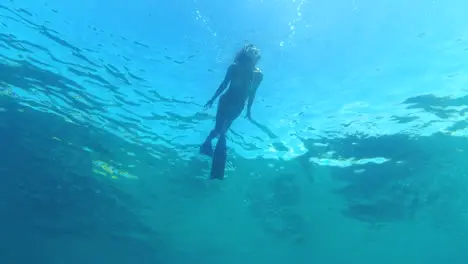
[211,132,227,179]
[200,98,228,157]
[210,108,240,179]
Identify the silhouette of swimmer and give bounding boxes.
[201,44,263,179]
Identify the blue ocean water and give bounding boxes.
[1,0,468,263]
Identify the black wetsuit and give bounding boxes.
[215,68,252,132]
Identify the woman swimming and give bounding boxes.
[200,44,263,180]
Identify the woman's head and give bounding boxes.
[234,44,261,67]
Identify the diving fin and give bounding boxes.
[210,135,227,180]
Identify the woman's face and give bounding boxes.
[237,48,260,67]
[244,46,260,64]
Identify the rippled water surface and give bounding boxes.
[2,0,468,263]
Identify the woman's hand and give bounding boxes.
[245,111,252,120]
[204,99,214,109]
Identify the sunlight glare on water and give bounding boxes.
[3,0,468,162]
[0,0,466,178]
